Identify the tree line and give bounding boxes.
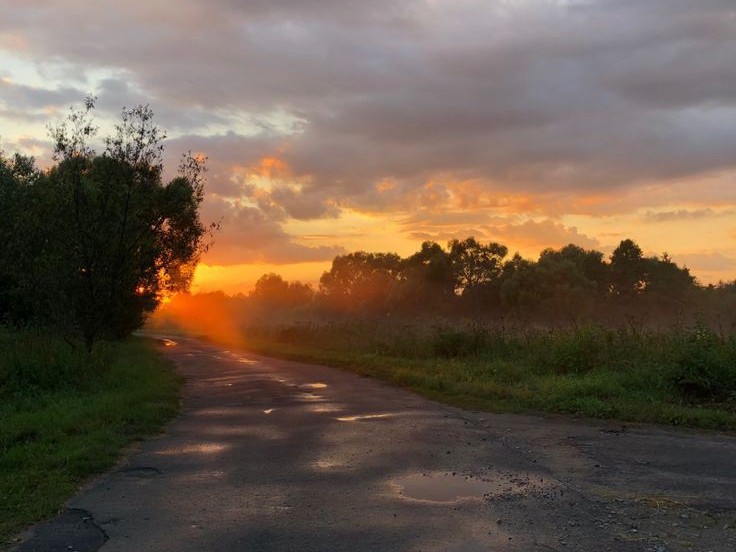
[157,236,736,332]
[0,98,212,349]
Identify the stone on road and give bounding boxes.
[14,336,736,551]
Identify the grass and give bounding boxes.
[222,320,736,431]
[0,330,182,549]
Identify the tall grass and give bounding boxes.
[240,320,736,429]
[0,331,111,394]
[0,330,182,548]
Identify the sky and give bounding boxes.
[1,0,736,293]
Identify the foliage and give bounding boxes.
[319,251,402,313]
[395,241,454,312]
[670,324,736,399]
[0,98,213,348]
[0,331,109,393]
[251,273,313,309]
[223,321,736,430]
[429,324,488,358]
[215,234,713,326]
[448,237,508,309]
[0,331,181,546]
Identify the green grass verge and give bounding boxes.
[230,322,736,432]
[0,331,182,549]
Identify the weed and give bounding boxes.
[231,320,736,430]
[670,324,736,399]
[0,331,181,548]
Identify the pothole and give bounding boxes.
[392,472,495,503]
[392,471,554,503]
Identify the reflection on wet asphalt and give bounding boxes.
[13,335,736,552]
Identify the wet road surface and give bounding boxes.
[13,336,736,551]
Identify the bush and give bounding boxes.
[540,326,610,374]
[430,326,487,358]
[671,325,736,399]
[0,330,113,394]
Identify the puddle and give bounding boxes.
[305,403,344,413]
[160,338,177,347]
[263,408,275,414]
[296,392,325,402]
[313,458,351,470]
[392,471,554,503]
[393,472,500,503]
[336,413,393,422]
[298,382,328,389]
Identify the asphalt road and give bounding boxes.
[13,336,736,551]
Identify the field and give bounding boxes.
[0,331,181,548]
[226,320,736,430]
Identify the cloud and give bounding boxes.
[644,208,718,222]
[487,219,600,253]
[673,252,736,272]
[3,0,736,272]
[394,212,599,256]
[0,78,82,111]
[200,197,344,265]
[3,0,736,198]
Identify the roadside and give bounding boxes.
[11,336,736,551]
[0,334,181,550]
[209,326,736,432]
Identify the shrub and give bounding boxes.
[671,324,736,399]
[0,330,113,394]
[541,326,610,374]
[430,326,487,358]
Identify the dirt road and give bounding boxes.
[14,336,736,551]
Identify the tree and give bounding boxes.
[500,254,543,310]
[394,241,454,312]
[318,251,402,313]
[538,245,607,293]
[448,237,508,310]
[643,253,696,299]
[250,273,314,308]
[0,151,42,323]
[1,97,214,349]
[609,239,646,299]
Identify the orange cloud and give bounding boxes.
[255,155,290,179]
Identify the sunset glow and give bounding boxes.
[2,0,735,292]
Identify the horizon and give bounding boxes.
[189,235,719,296]
[2,0,735,293]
